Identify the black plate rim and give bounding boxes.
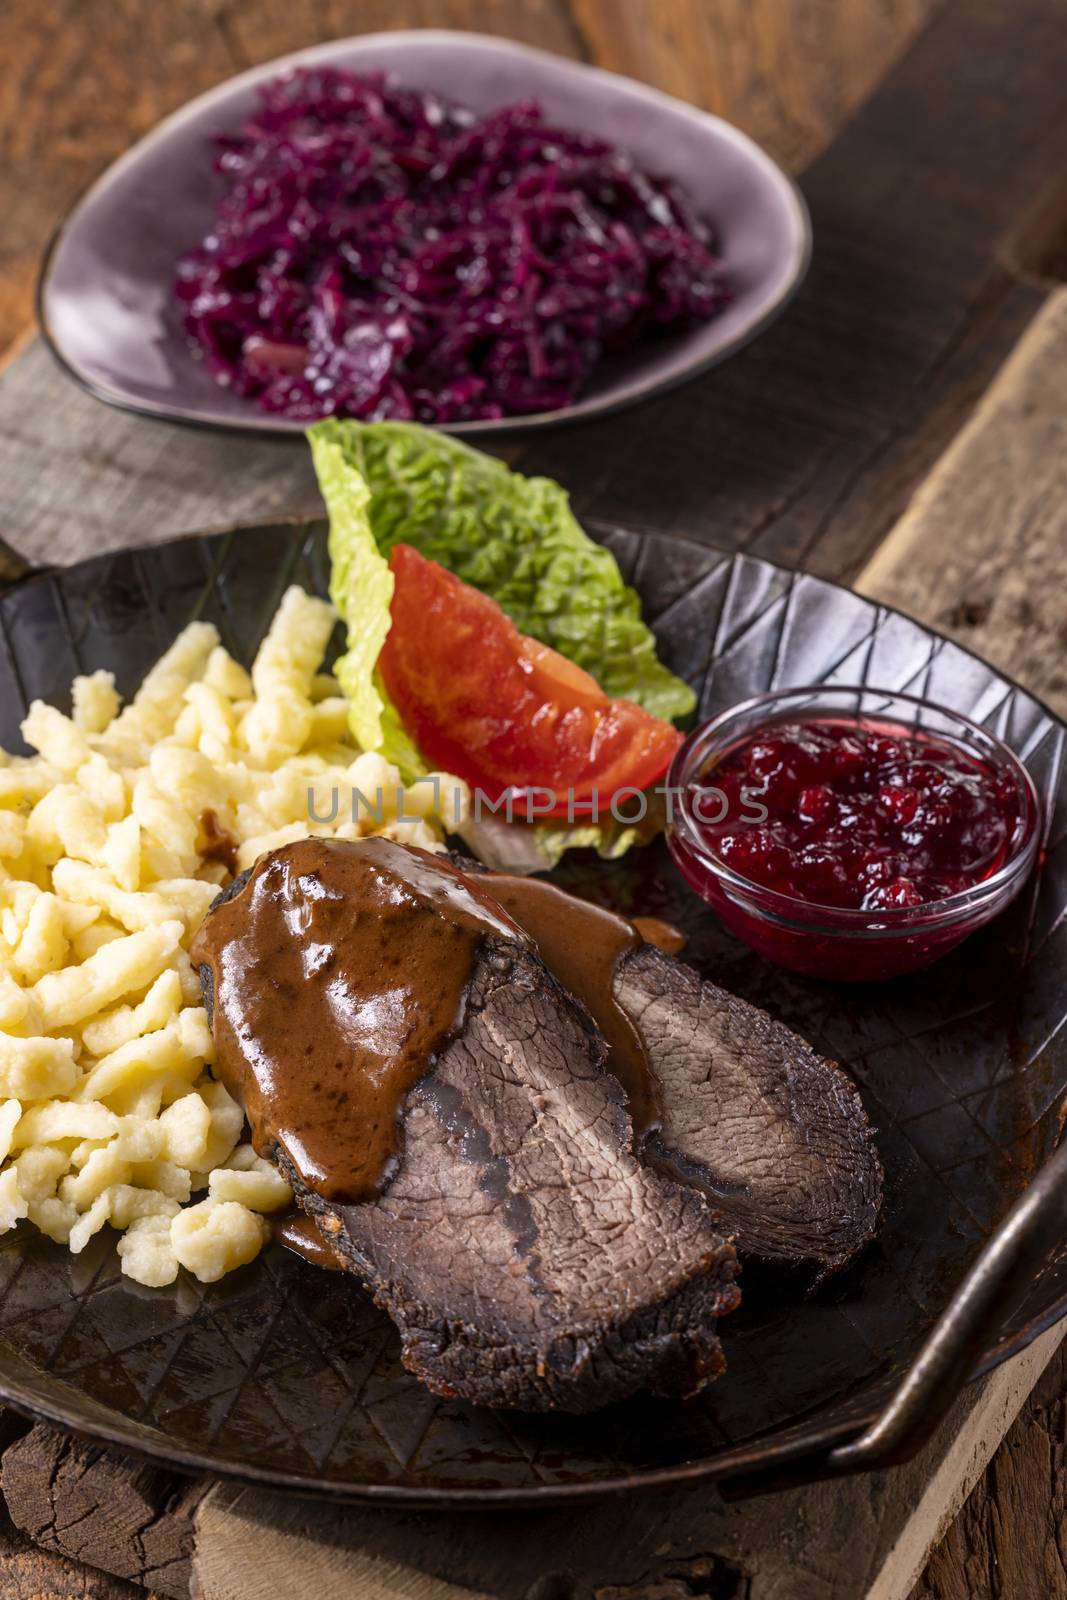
[0,516,1063,1506]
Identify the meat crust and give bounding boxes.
[281,942,740,1412]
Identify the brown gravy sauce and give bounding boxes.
[472,872,668,1141]
[199,808,239,877]
[632,916,686,956]
[272,1209,345,1271]
[191,836,524,1205]
[192,837,684,1211]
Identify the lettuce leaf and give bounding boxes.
[310,419,692,869]
[309,419,695,721]
[312,427,394,754]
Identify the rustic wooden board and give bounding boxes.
[511,0,1067,585]
[0,0,1065,1596]
[912,1335,1067,1600]
[0,1427,204,1598]
[857,287,1067,722]
[2,0,1066,586]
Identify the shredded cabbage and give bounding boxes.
[176,69,730,423]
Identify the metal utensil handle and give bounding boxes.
[826,1132,1067,1473]
[722,1135,1067,1498]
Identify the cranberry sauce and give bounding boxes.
[690,718,1020,913]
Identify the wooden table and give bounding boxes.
[1,2,1066,1596]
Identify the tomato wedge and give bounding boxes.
[379,544,683,821]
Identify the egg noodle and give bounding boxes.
[0,586,465,1286]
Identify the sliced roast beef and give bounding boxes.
[284,942,739,1411]
[447,853,883,1275]
[196,847,740,1413]
[616,945,882,1273]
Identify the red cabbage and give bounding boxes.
[175,69,731,423]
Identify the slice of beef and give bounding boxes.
[616,945,883,1274]
[446,854,882,1275]
[200,875,739,1413]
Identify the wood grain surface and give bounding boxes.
[4,0,1063,591]
[857,287,1067,719]
[0,0,1066,1596]
[913,1337,1067,1600]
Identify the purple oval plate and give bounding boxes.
[37,30,811,438]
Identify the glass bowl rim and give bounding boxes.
[666,684,1043,932]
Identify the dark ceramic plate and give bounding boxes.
[0,519,1065,1505]
[37,31,809,438]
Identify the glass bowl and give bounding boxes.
[665,686,1043,982]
